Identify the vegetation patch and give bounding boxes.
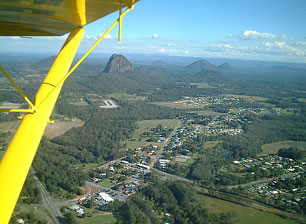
[191,82,217,89]
[78,213,116,224]
[260,141,306,156]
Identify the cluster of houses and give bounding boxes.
[173,96,263,109]
[245,174,305,208]
[123,180,139,195]
[203,127,243,136]
[231,155,305,173]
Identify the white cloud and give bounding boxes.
[200,40,306,62]
[228,30,293,41]
[147,45,157,49]
[105,34,112,39]
[152,34,159,39]
[158,48,166,53]
[184,50,190,54]
[256,41,305,56]
[164,43,177,47]
[294,41,306,46]
[241,30,276,40]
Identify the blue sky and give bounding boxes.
[1,0,306,63]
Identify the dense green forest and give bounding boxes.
[112,175,235,224]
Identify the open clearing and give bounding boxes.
[298,98,306,103]
[191,82,216,89]
[78,214,116,224]
[204,141,223,149]
[0,120,20,132]
[199,194,298,224]
[44,119,84,139]
[260,141,306,156]
[152,102,196,109]
[124,119,181,149]
[223,94,267,102]
[191,110,226,116]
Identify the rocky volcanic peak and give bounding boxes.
[217,62,233,71]
[103,54,134,74]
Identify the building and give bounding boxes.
[136,163,150,170]
[97,192,114,202]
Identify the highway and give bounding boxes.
[33,174,64,224]
[153,168,193,183]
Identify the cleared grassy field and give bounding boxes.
[200,194,298,224]
[298,98,306,103]
[78,214,116,224]
[98,179,113,188]
[223,94,267,102]
[0,120,20,132]
[260,141,306,156]
[124,119,181,149]
[204,141,223,149]
[191,110,225,116]
[69,100,89,106]
[152,101,196,109]
[191,82,216,89]
[43,119,84,139]
[106,93,146,101]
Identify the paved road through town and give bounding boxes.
[33,174,64,224]
[152,123,181,168]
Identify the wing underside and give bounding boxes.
[0,0,138,36]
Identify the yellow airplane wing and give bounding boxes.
[0,1,139,223]
[0,0,139,36]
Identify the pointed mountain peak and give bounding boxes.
[184,59,216,71]
[217,62,233,71]
[103,54,134,74]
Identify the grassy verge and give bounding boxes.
[199,194,299,224]
[78,214,116,224]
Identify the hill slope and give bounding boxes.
[190,69,232,86]
[217,62,234,71]
[185,59,217,72]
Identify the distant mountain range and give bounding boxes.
[35,55,56,68]
[184,59,217,71]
